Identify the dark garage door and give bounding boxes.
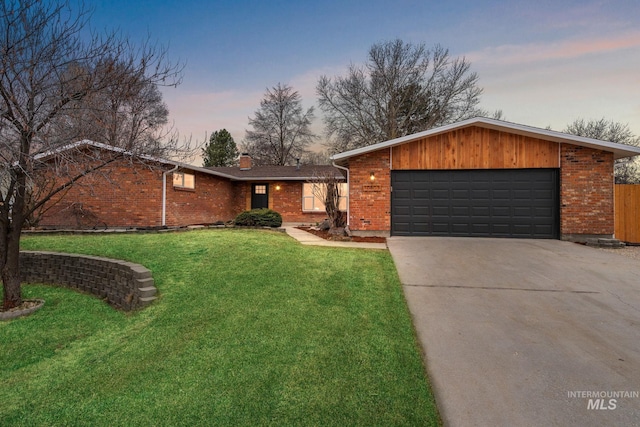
[391,169,559,238]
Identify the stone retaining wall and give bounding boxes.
[20,251,157,311]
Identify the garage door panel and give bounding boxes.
[395,190,411,201]
[452,189,470,199]
[472,206,490,217]
[513,189,532,199]
[391,169,559,238]
[470,189,490,199]
[431,222,450,233]
[432,189,450,199]
[535,189,553,198]
[452,206,470,216]
[472,223,490,234]
[395,206,411,216]
[513,207,533,217]
[535,207,553,216]
[493,189,511,199]
[491,206,511,217]
[452,223,471,233]
[413,207,429,216]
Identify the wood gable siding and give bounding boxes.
[391,126,559,170]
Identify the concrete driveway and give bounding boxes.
[387,237,640,427]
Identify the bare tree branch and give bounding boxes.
[243,83,316,165]
[317,40,485,153]
[0,0,186,309]
[308,172,346,233]
[564,118,640,184]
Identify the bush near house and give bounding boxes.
[234,208,283,227]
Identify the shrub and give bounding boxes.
[234,208,283,227]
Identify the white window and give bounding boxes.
[302,183,348,212]
[173,172,195,189]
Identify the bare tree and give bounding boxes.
[0,0,184,310]
[300,150,331,165]
[308,172,346,234]
[243,83,316,165]
[317,39,485,153]
[564,118,640,183]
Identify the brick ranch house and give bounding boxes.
[38,141,345,229]
[332,117,640,241]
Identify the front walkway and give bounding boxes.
[282,224,387,250]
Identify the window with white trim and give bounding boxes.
[302,183,348,212]
[173,172,195,189]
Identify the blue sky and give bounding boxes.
[90,0,640,150]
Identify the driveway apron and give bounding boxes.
[388,237,640,427]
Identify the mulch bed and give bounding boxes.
[296,226,386,243]
[0,299,45,320]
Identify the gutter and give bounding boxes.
[162,164,179,226]
[331,162,350,227]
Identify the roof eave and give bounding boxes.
[220,175,346,181]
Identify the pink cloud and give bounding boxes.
[467,30,640,65]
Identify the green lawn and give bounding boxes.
[1,229,439,426]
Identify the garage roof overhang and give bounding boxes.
[330,117,640,163]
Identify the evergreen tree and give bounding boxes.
[202,129,239,167]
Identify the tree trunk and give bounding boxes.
[2,226,23,310]
[2,166,27,310]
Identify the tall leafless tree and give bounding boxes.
[0,0,184,310]
[308,172,346,234]
[300,150,331,165]
[243,83,316,165]
[317,39,485,153]
[564,118,640,183]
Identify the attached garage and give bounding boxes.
[332,117,640,241]
[391,169,559,238]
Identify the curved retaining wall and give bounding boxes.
[20,251,157,311]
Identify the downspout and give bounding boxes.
[162,165,179,226]
[331,162,350,227]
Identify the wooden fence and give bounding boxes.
[615,184,640,243]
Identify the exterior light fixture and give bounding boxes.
[275,185,281,191]
[369,172,375,181]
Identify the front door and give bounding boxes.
[251,183,269,209]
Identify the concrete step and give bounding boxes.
[139,296,157,305]
[138,286,157,298]
[586,238,625,248]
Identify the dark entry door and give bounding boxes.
[251,183,269,209]
[391,169,559,238]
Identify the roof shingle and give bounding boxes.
[206,164,345,181]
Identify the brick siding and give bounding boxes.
[40,161,237,228]
[20,251,156,311]
[560,144,614,237]
[38,160,328,228]
[347,149,391,231]
[234,181,328,223]
[165,170,236,226]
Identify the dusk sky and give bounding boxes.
[91,0,640,153]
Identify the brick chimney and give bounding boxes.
[239,153,252,170]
